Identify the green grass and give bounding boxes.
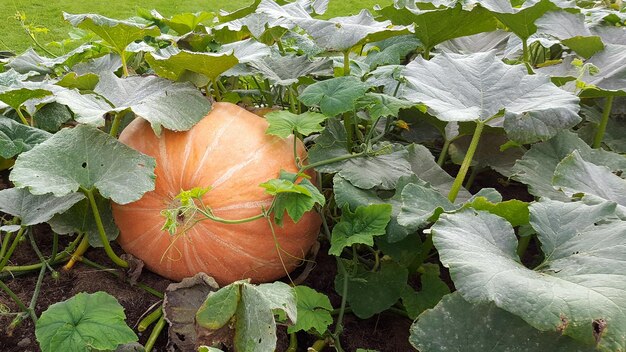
[0,0,390,55]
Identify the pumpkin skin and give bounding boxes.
[111,102,321,285]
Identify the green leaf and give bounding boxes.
[398,182,456,231]
[437,29,510,56]
[146,46,239,83]
[64,13,160,54]
[7,45,98,75]
[0,188,84,226]
[378,3,497,50]
[410,292,596,352]
[234,282,297,352]
[465,197,529,227]
[159,11,214,34]
[356,93,420,120]
[536,10,604,59]
[400,51,580,143]
[265,111,327,138]
[432,201,626,350]
[288,286,333,335]
[553,150,626,207]
[268,172,325,225]
[364,35,422,69]
[196,284,241,330]
[329,204,392,256]
[32,103,73,132]
[334,260,408,319]
[36,292,137,352]
[96,72,211,134]
[299,76,371,116]
[401,263,450,319]
[245,53,332,86]
[48,195,119,247]
[10,124,156,204]
[55,72,99,91]
[0,116,51,158]
[479,0,566,41]
[578,44,626,97]
[512,131,626,200]
[0,70,53,110]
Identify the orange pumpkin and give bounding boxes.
[111,102,321,284]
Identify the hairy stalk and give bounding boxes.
[0,226,26,271]
[334,259,349,337]
[593,96,614,148]
[79,257,164,299]
[145,315,166,352]
[0,230,13,259]
[299,151,365,173]
[437,139,452,167]
[343,50,350,76]
[64,236,90,270]
[309,339,328,352]
[448,122,484,202]
[138,306,163,332]
[84,189,129,268]
[464,166,479,191]
[522,38,533,74]
[109,112,124,137]
[27,231,54,274]
[286,332,298,352]
[517,235,532,259]
[212,79,222,101]
[289,85,298,114]
[120,51,130,77]
[0,280,35,321]
[343,113,355,151]
[15,108,30,126]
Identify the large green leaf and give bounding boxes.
[36,292,137,352]
[299,76,371,116]
[535,10,604,59]
[0,188,84,226]
[437,29,511,56]
[64,13,160,54]
[288,286,333,335]
[146,46,239,83]
[553,150,626,207]
[410,292,596,352]
[7,45,98,75]
[0,70,53,109]
[10,124,155,204]
[512,130,626,200]
[378,3,497,51]
[400,51,580,143]
[48,194,119,247]
[334,260,408,319]
[245,53,332,86]
[0,116,51,158]
[432,201,626,350]
[363,35,422,69]
[32,102,74,132]
[329,204,392,255]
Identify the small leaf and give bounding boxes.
[334,260,408,319]
[10,124,156,204]
[356,93,420,120]
[401,264,450,318]
[299,76,371,116]
[329,204,392,256]
[35,292,137,352]
[464,197,529,227]
[398,182,456,231]
[265,111,327,138]
[0,188,84,226]
[0,116,51,158]
[288,286,333,335]
[268,171,325,225]
[196,284,241,330]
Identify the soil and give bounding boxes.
[0,167,531,352]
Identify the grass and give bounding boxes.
[0,0,391,55]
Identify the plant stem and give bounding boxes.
[0,230,13,259]
[286,332,298,352]
[423,46,431,59]
[201,211,265,225]
[309,339,328,352]
[289,85,298,114]
[84,189,129,268]
[0,280,32,318]
[0,226,25,271]
[28,230,54,273]
[417,233,433,267]
[212,79,222,101]
[2,253,68,274]
[27,265,46,322]
[109,112,124,137]
[343,50,350,76]
[464,166,479,191]
[139,306,163,332]
[79,257,164,299]
[145,315,166,352]
[522,38,533,74]
[299,151,365,173]
[334,259,349,336]
[120,51,130,77]
[15,108,30,126]
[437,138,451,167]
[64,236,90,270]
[517,235,532,259]
[343,113,355,151]
[593,96,614,148]
[448,122,484,202]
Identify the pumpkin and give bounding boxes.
[111,102,321,284]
